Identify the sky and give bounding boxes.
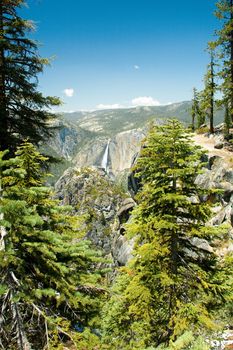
[21,0,220,111]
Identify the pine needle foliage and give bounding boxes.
[0,141,106,350]
[0,0,61,153]
[191,88,203,130]
[199,47,216,134]
[143,330,210,350]
[212,0,233,122]
[101,120,231,350]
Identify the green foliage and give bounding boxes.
[211,0,233,122]
[0,141,106,349]
[199,49,216,133]
[0,0,61,153]
[224,103,231,136]
[148,331,210,350]
[191,88,204,130]
[101,120,231,350]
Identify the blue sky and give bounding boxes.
[21,0,219,111]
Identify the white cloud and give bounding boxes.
[134,65,140,70]
[96,103,123,110]
[63,88,74,97]
[131,96,161,107]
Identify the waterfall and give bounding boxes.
[101,140,110,173]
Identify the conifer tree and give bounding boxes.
[0,141,105,349]
[0,0,60,153]
[102,120,231,350]
[191,88,203,130]
[213,0,233,122]
[199,48,216,133]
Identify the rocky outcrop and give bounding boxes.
[117,198,136,225]
[46,119,94,160]
[195,155,233,253]
[195,155,233,203]
[55,166,135,265]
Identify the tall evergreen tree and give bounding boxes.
[213,0,233,122]
[0,141,106,350]
[191,88,203,130]
[200,48,216,133]
[102,120,231,350]
[0,0,60,153]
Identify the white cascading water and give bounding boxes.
[101,140,110,173]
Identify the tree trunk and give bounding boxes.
[0,165,7,251]
[210,54,214,133]
[191,111,195,131]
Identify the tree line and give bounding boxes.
[192,1,233,136]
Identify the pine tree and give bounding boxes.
[102,120,231,350]
[0,141,106,350]
[191,88,204,130]
[199,48,216,133]
[213,0,233,123]
[0,0,61,153]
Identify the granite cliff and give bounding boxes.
[47,102,193,180]
[54,166,135,266]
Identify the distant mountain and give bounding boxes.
[46,101,225,183]
[61,101,224,137]
[62,102,192,136]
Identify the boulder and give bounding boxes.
[112,235,135,266]
[117,198,136,224]
[214,142,224,149]
[189,237,213,253]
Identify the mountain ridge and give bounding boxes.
[46,101,224,183]
[61,101,193,135]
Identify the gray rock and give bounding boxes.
[189,237,213,253]
[72,129,145,178]
[214,142,224,149]
[117,198,136,224]
[112,235,135,266]
[55,165,135,266]
[214,123,225,132]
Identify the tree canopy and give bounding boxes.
[0,141,106,350]
[0,0,60,153]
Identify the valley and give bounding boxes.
[47,101,225,183]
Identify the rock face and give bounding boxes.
[195,155,233,253]
[195,155,233,203]
[73,129,145,177]
[47,119,94,160]
[108,130,145,176]
[55,166,135,265]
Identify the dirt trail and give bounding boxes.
[192,134,233,165]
